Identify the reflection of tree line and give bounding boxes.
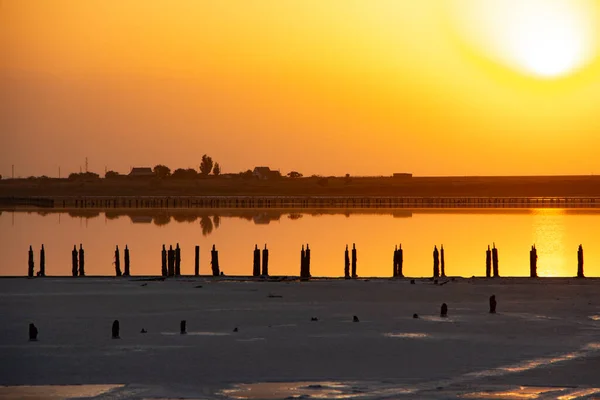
[7,209,414,236]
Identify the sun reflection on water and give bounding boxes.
[532,209,568,277]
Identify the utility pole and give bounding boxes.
[11,164,14,179]
[85,157,88,173]
[58,166,61,179]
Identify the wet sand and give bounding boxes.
[0,277,599,399]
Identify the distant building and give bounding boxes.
[129,167,154,178]
[392,173,413,179]
[253,167,281,180]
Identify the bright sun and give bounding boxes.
[448,0,599,79]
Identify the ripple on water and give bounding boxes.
[383,332,430,339]
[461,386,600,399]
[160,331,230,336]
[221,382,367,399]
[0,385,122,399]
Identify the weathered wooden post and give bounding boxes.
[114,245,122,277]
[577,244,584,278]
[253,244,260,276]
[351,243,357,278]
[305,244,311,278]
[71,245,78,277]
[167,245,174,277]
[440,245,446,278]
[393,245,398,278]
[123,245,130,276]
[440,303,448,317]
[175,244,181,276]
[112,320,120,339]
[492,243,499,277]
[489,295,497,314]
[28,245,34,277]
[29,323,38,341]
[262,244,269,276]
[433,246,440,278]
[300,245,306,278]
[398,244,404,277]
[211,244,220,276]
[486,245,491,278]
[39,245,45,277]
[161,245,168,277]
[195,245,200,276]
[78,244,85,276]
[529,245,538,278]
[345,245,350,279]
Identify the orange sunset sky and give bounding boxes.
[2,0,600,178]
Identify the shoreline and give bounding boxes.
[2,275,599,281]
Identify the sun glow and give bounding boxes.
[448,0,600,79]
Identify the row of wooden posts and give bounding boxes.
[28,296,501,342]
[26,243,588,278]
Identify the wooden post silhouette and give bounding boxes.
[78,244,85,276]
[28,245,34,277]
[168,245,174,277]
[433,246,440,278]
[529,245,538,278]
[180,320,187,334]
[29,323,38,341]
[351,243,357,278]
[577,244,584,278]
[210,245,220,276]
[27,245,35,278]
[485,245,492,278]
[489,295,497,314]
[345,245,350,279]
[114,246,122,277]
[393,245,397,278]
[440,303,448,317]
[492,243,499,277]
[253,244,260,276]
[195,246,200,276]
[39,245,45,277]
[71,245,78,277]
[305,244,311,278]
[262,244,269,276]
[112,320,120,339]
[300,245,306,278]
[175,244,181,276]
[161,245,168,277]
[397,244,404,277]
[440,245,446,278]
[123,245,130,276]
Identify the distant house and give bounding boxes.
[129,167,154,178]
[392,173,413,179]
[253,167,281,180]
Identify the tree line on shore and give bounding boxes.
[3,154,307,182]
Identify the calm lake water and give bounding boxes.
[1,208,599,277]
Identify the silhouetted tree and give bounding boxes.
[200,216,214,236]
[200,154,213,176]
[172,168,198,180]
[287,171,303,178]
[213,162,221,176]
[153,165,171,178]
[105,170,120,179]
[240,169,254,180]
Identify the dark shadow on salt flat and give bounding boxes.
[161,331,230,336]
